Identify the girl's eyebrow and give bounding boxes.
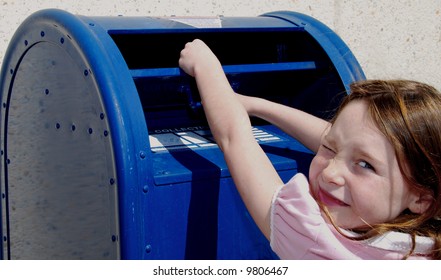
[356,147,378,161]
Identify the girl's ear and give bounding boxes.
[408,190,433,214]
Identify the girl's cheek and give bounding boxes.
[309,155,325,188]
[310,155,326,176]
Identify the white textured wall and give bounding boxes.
[1,0,440,90]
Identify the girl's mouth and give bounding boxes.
[317,189,349,207]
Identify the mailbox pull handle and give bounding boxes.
[130,61,316,78]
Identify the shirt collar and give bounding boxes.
[341,228,434,255]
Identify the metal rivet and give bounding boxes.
[143,185,149,193]
[56,123,61,129]
[104,130,109,137]
[145,245,152,253]
[24,40,28,46]
[100,113,105,120]
[88,128,93,134]
[45,89,49,95]
[140,151,146,159]
[109,178,115,185]
[60,37,64,44]
[40,31,45,37]
[111,235,117,242]
[84,69,89,76]
[9,69,13,75]
[71,124,76,131]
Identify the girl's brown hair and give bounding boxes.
[325,80,441,259]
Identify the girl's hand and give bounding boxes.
[179,39,221,78]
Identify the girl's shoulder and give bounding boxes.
[271,173,318,220]
[335,228,434,259]
[358,230,434,258]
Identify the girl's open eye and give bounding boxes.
[358,160,375,171]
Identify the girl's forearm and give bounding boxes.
[193,61,251,152]
[238,94,329,153]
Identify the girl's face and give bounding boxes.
[309,100,423,229]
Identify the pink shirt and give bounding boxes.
[270,173,434,259]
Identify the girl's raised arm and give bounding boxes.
[179,39,282,239]
[237,94,329,153]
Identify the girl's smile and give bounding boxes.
[317,187,349,207]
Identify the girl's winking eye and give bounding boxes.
[322,144,334,153]
[319,143,336,159]
[321,134,336,154]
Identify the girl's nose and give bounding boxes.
[321,159,345,187]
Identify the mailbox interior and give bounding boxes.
[110,28,346,184]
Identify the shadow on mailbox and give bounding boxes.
[0,9,364,259]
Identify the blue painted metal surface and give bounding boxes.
[262,11,366,92]
[0,9,365,259]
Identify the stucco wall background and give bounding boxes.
[0,0,440,90]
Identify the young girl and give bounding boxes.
[178,39,441,259]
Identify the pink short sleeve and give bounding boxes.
[270,173,327,259]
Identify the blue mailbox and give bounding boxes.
[0,9,364,259]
